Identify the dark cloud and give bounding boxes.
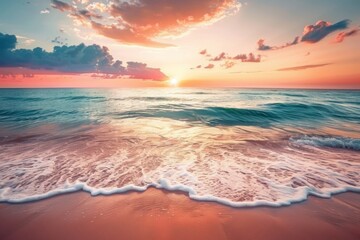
[52,0,240,47]
[257,37,299,51]
[301,20,349,43]
[334,28,359,43]
[0,33,167,81]
[204,63,215,69]
[277,63,331,71]
[257,19,350,51]
[0,33,17,51]
[51,36,68,45]
[70,9,103,24]
[51,0,75,12]
[257,39,271,51]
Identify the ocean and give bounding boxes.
[0,88,359,206]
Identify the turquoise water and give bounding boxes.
[0,89,359,206]
[1,89,360,128]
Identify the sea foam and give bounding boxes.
[0,89,359,207]
[0,119,359,207]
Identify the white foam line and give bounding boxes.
[1,179,360,207]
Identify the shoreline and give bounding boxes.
[1,188,359,240]
[1,184,360,207]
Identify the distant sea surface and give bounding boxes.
[0,88,359,206]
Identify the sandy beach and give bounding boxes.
[0,189,359,240]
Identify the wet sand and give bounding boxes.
[0,189,359,240]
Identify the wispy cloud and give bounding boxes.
[15,35,35,45]
[257,37,299,51]
[40,8,50,14]
[277,63,331,71]
[221,61,236,69]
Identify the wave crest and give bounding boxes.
[291,135,360,151]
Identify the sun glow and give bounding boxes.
[169,78,179,86]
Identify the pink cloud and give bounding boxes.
[204,64,215,69]
[334,28,359,43]
[231,54,247,61]
[242,53,261,63]
[210,52,227,61]
[199,49,207,55]
[198,50,261,68]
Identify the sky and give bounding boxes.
[0,0,359,88]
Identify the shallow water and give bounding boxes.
[0,88,359,206]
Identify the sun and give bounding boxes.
[169,78,179,86]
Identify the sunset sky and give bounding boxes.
[0,0,359,88]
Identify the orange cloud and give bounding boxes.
[221,61,236,69]
[52,0,240,47]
